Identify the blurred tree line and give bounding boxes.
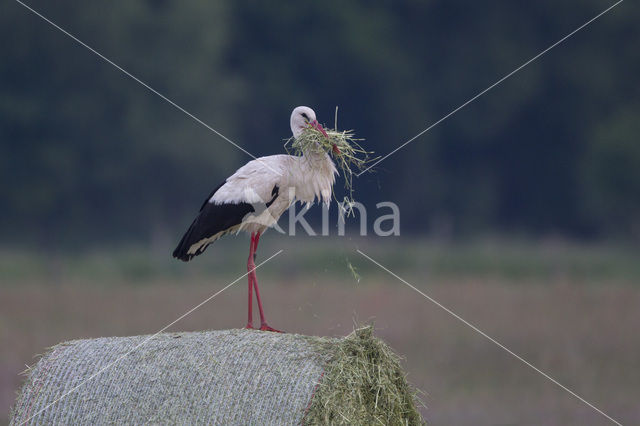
[1,0,638,247]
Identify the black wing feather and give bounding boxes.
[172,180,254,262]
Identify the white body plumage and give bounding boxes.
[210,151,337,234]
[173,106,337,261]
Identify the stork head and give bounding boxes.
[290,106,329,139]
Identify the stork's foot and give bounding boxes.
[245,323,254,330]
[259,323,283,333]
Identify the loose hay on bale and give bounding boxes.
[304,327,424,425]
[12,327,424,425]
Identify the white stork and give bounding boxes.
[173,106,339,332]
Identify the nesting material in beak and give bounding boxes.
[310,120,329,138]
[284,110,378,205]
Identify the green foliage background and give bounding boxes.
[1,0,638,246]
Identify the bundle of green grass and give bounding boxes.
[12,327,424,425]
[285,109,377,203]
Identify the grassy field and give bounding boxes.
[2,238,639,424]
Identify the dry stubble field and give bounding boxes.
[2,239,639,424]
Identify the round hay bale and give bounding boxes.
[12,327,423,425]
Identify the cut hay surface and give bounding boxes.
[305,327,424,425]
[11,327,423,425]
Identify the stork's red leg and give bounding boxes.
[245,233,256,329]
[252,231,282,332]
